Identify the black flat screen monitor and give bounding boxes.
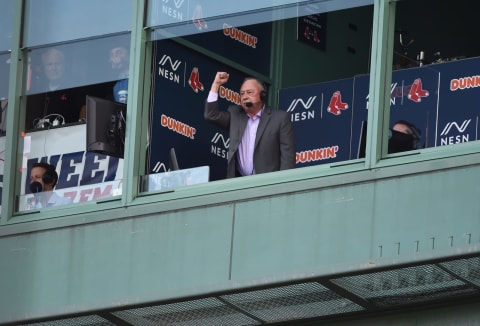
[357,120,367,159]
[86,95,126,158]
[0,99,7,133]
[169,147,180,171]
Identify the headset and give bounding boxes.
[260,81,268,103]
[388,120,422,153]
[32,162,58,186]
[43,166,57,185]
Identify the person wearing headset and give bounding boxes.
[204,72,296,178]
[388,120,422,153]
[29,162,73,208]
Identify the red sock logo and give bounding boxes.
[188,67,204,93]
[408,78,429,102]
[304,26,310,39]
[415,78,429,97]
[335,91,348,110]
[194,68,204,91]
[192,5,208,31]
[327,91,348,115]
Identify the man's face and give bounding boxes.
[109,47,129,70]
[239,79,263,114]
[30,166,56,191]
[30,167,46,186]
[42,50,64,81]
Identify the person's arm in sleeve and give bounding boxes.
[279,111,296,170]
[204,72,231,130]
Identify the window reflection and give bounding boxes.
[141,166,210,193]
[26,34,130,95]
[26,47,88,128]
[18,181,123,212]
[0,53,9,135]
[0,0,14,52]
[24,35,130,131]
[0,53,9,99]
[109,45,129,104]
[24,0,132,47]
[0,53,9,98]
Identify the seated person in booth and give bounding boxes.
[25,48,87,130]
[204,72,296,178]
[388,120,422,154]
[29,162,72,208]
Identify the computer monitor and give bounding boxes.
[169,147,180,171]
[357,120,367,159]
[86,95,126,158]
[0,99,7,134]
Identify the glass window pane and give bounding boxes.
[0,0,12,216]
[26,34,130,95]
[25,34,130,130]
[389,0,480,154]
[24,0,132,47]
[17,125,124,212]
[0,52,9,139]
[0,53,9,100]
[17,35,130,212]
[147,0,373,30]
[143,1,374,189]
[0,0,14,51]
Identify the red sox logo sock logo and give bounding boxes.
[408,78,429,103]
[304,26,320,43]
[188,67,204,93]
[304,26,310,39]
[327,91,349,115]
[313,30,320,43]
[192,5,208,31]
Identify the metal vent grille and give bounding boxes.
[113,297,261,326]
[439,257,480,286]
[17,254,480,326]
[20,315,115,326]
[113,283,363,325]
[219,282,363,323]
[330,262,480,307]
